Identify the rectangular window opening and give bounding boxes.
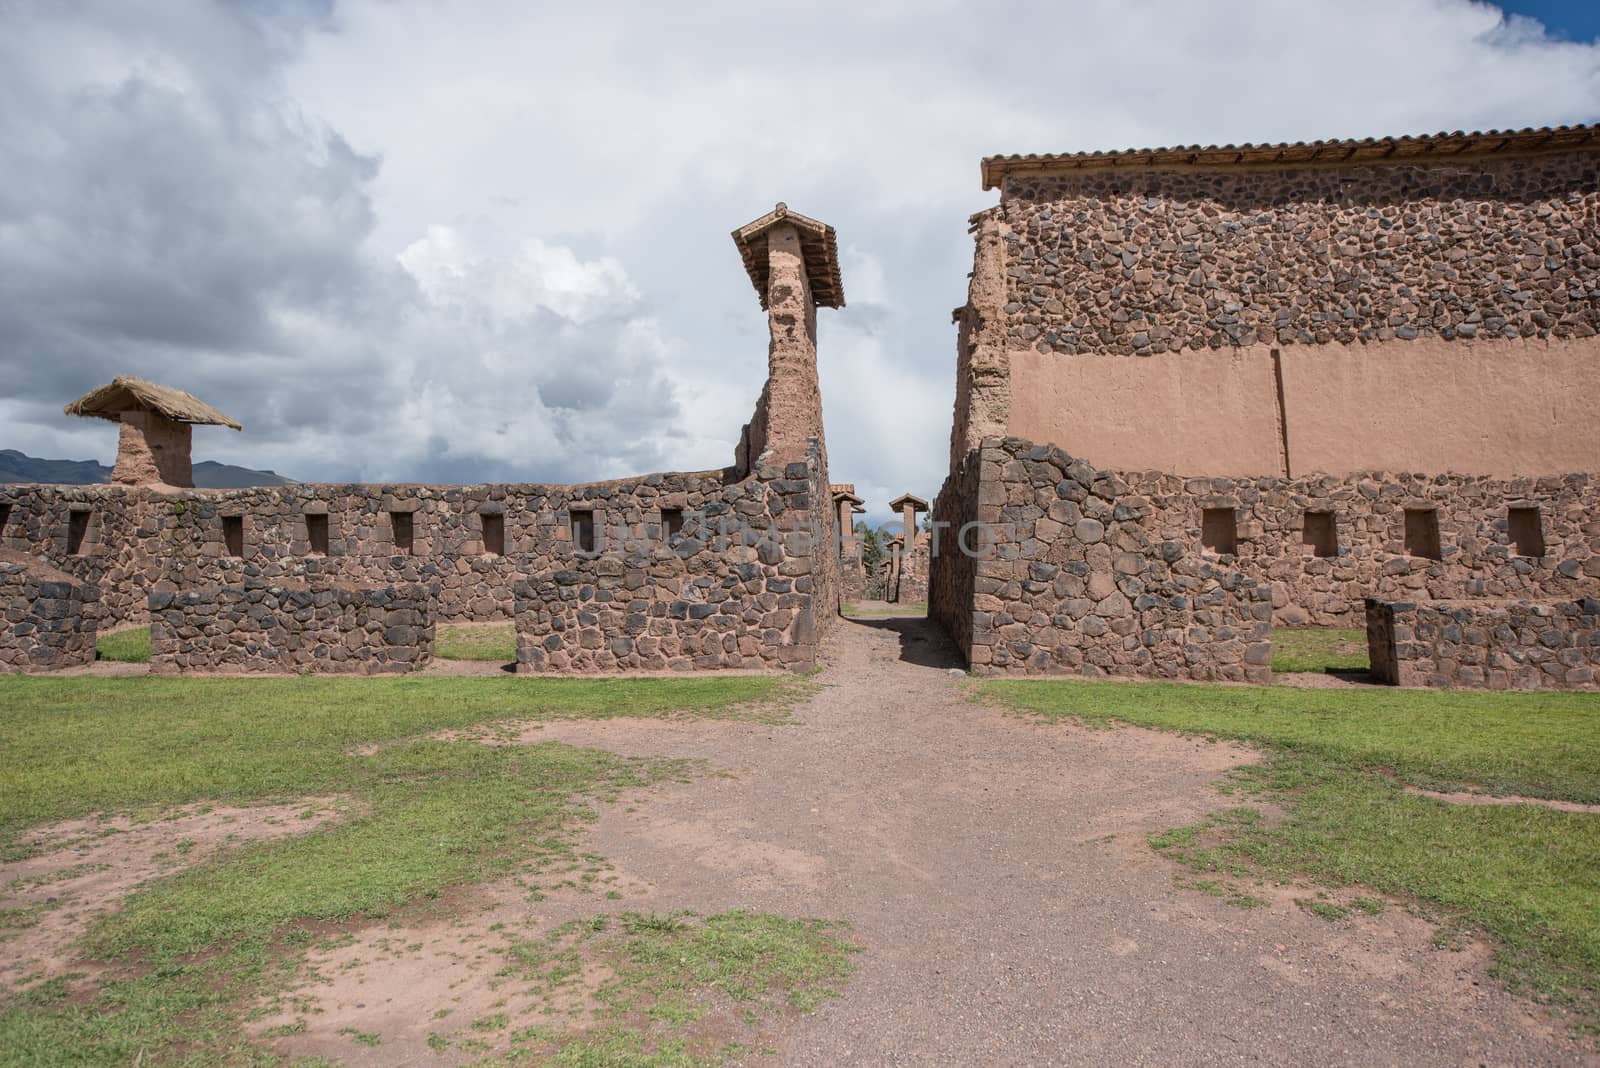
[1508,506,1545,558]
[1302,511,1337,558]
[1403,508,1441,560]
[0,502,11,539]
[66,510,91,555]
[391,510,414,556]
[571,509,596,554]
[482,512,505,556]
[222,516,244,558]
[306,513,330,556]
[1201,508,1237,555]
[661,507,684,543]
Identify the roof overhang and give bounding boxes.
[63,376,241,430]
[732,203,845,310]
[889,493,929,512]
[981,123,1600,190]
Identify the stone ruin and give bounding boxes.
[1366,597,1600,691]
[0,550,97,673]
[932,124,1600,686]
[2,203,846,674]
[5,123,1599,689]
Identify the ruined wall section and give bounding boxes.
[0,550,97,672]
[1118,469,1600,625]
[150,581,434,675]
[1000,151,1599,358]
[948,209,1013,472]
[929,452,982,654]
[1367,596,1600,690]
[938,437,1273,681]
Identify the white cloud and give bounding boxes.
[1,0,1597,504]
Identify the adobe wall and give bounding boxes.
[1366,596,1600,690]
[931,437,1273,681]
[964,149,1600,477]
[150,581,434,675]
[0,550,97,672]
[115,411,194,487]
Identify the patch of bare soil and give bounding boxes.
[0,799,350,986]
[1403,786,1600,815]
[1275,670,1379,688]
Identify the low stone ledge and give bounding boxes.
[0,550,98,672]
[150,580,435,675]
[1366,596,1600,690]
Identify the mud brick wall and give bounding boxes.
[514,453,833,673]
[935,438,1272,681]
[1366,596,1600,690]
[149,581,434,675]
[0,550,97,672]
[998,151,1600,357]
[1112,470,1600,626]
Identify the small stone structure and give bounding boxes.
[1366,596,1600,690]
[63,376,241,488]
[149,581,434,675]
[886,493,930,603]
[933,437,1272,681]
[0,550,97,672]
[832,485,866,601]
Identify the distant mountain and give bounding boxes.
[0,449,296,488]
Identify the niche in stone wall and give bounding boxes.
[0,502,10,540]
[570,507,597,554]
[222,515,244,558]
[1508,506,1545,558]
[481,512,505,556]
[67,509,90,555]
[1201,508,1237,555]
[306,513,330,556]
[1302,511,1338,558]
[391,510,415,556]
[661,507,684,542]
[1403,508,1442,560]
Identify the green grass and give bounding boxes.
[983,678,1600,1031]
[94,626,150,664]
[488,911,859,1065]
[0,673,796,851]
[437,623,517,662]
[0,672,816,1064]
[1272,627,1368,674]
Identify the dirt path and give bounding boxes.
[519,612,1585,1066]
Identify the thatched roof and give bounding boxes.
[63,377,241,430]
[732,203,845,310]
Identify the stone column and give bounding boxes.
[114,410,193,487]
[761,222,827,465]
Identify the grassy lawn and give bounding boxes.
[94,626,151,663]
[1272,627,1369,674]
[982,679,1600,1031]
[0,672,837,1065]
[437,622,517,661]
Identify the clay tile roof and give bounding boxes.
[831,485,865,505]
[889,493,929,512]
[980,123,1600,190]
[732,203,845,310]
[64,376,242,430]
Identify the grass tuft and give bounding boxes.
[94,626,151,664]
[1271,627,1369,674]
[436,623,517,662]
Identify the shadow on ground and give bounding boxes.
[845,614,963,669]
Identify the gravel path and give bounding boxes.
[527,611,1591,1066]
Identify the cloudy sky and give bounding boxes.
[3,1,1598,517]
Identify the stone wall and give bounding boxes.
[514,450,833,672]
[149,581,434,675]
[0,550,97,672]
[1109,469,1599,626]
[1366,596,1600,690]
[998,151,1599,358]
[932,437,1272,681]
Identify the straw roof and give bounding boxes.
[982,122,1600,189]
[732,203,845,310]
[64,377,241,430]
